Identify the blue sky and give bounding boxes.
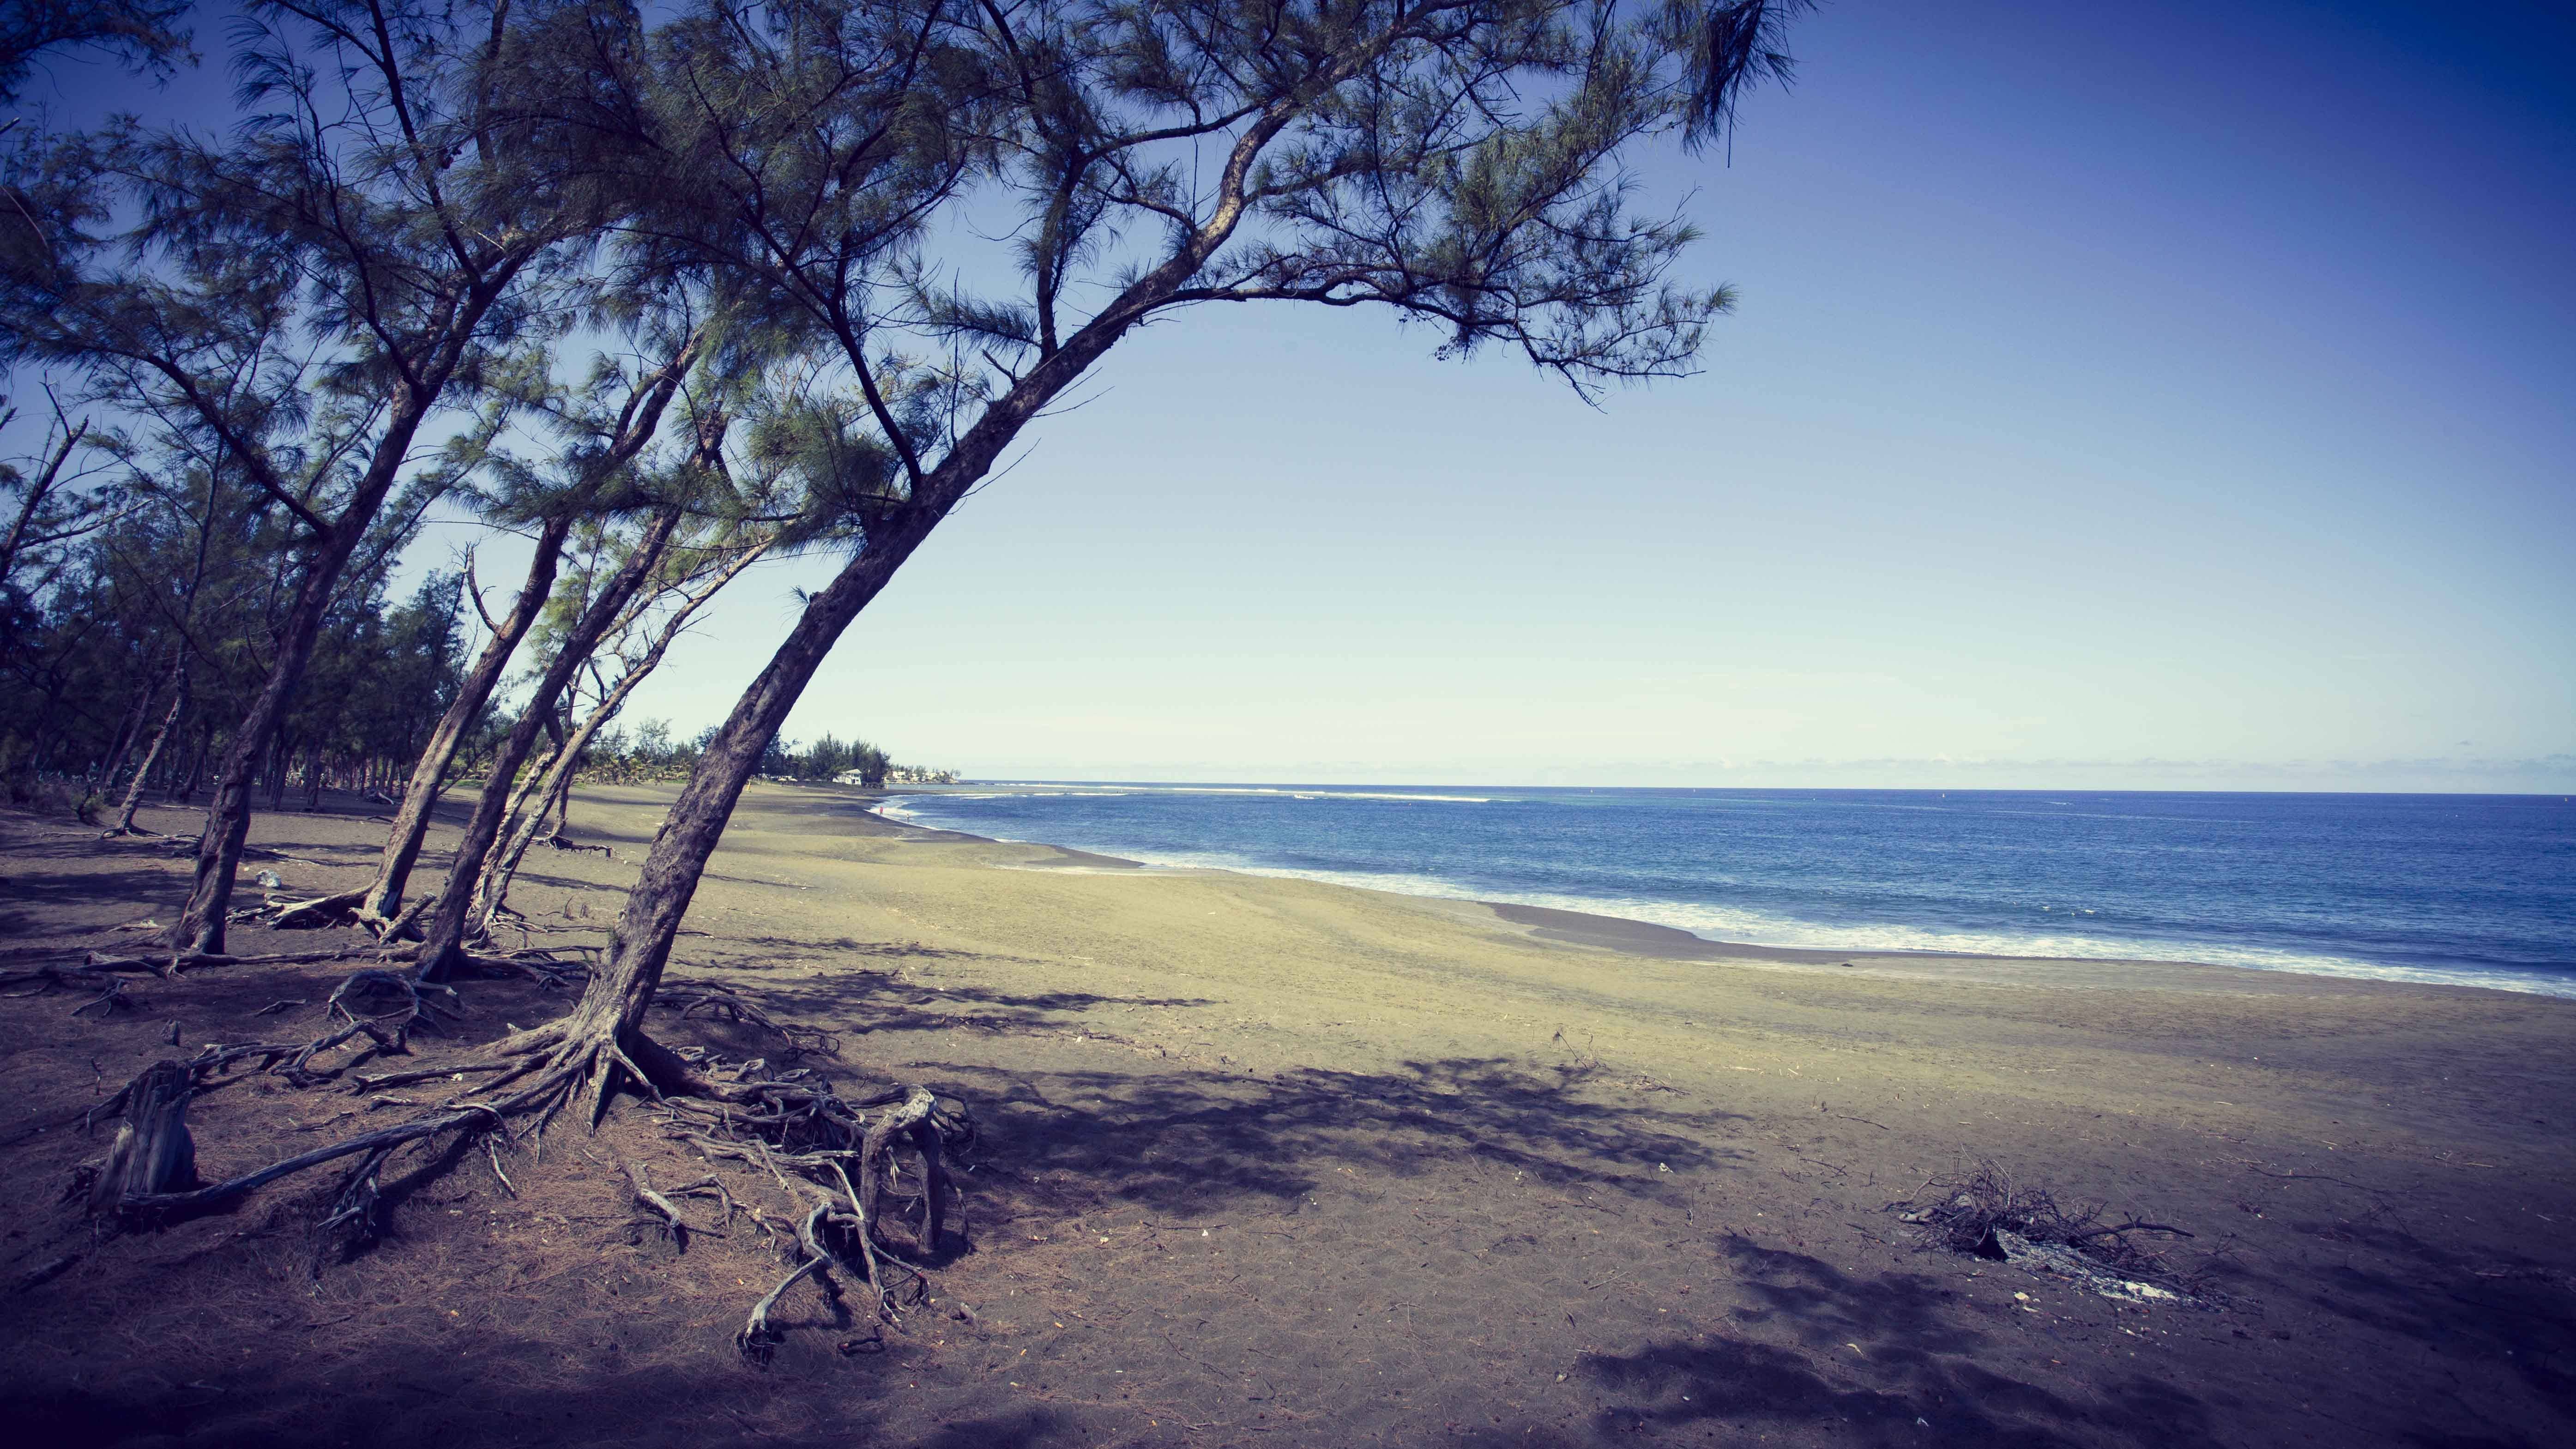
[18,2,2575,789]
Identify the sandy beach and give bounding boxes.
[4,783,2572,1448]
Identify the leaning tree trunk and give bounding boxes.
[0,421,85,588]
[172,444,421,954]
[492,271,1153,1092]
[477,744,580,929]
[475,535,772,931]
[93,658,165,795]
[110,657,188,834]
[357,515,575,927]
[175,718,211,807]
[526,509,946,1087]
[413,507,684,982]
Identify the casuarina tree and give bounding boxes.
[528,0,1811,1114]
[67,0,1811,1349]
[1,0,622,955]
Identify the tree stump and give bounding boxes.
[91,1060,199,1212]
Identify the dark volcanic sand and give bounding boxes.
[3,785,2572,1448]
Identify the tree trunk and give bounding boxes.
[358,516,575,926]
[414,507,683,982]
[550,510,940,1051]
[472,535,769,930]
[260,733,283,813]
[112,657,188,833]
[477,742,580,929]
[471,706,567,913]
[175,718,211,807]
[94,659,163,793]
[527,232,1170,1089]
[174,496,398,954]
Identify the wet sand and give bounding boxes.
[3,783,2572,1448]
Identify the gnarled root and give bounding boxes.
[7,945,403,982]
[2,964,146,1016]
[621,1159,732,1247]
[357,896,431,943]
[654,985,835,1057]
[739,1236,831,1362]
[82,1008,973,1364]
[271,970,465,1084]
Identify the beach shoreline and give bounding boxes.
[851,781,2566,1001]
[5,784,2572,1448]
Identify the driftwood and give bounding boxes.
[264,888,370,930]
[1900,1159,2199,1292]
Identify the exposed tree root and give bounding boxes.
[54,910,969,1359]
[81,1004,973,1359]
[356,895,431,943]
[1,963,158,1017]
[71,978,134,1018]
[739,1246,832,1360]
[3,945,408,981]
[271,969,465,1085]
[621,1159,731,1246]
[655,985,836,1058]
[13,1252,80,1292]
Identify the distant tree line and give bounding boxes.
[569,720,952,787]
[0,426,476,820]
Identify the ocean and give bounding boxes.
[872,786,2576,998]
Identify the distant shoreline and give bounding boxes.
[819,779,2560,1001]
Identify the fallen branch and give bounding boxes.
[2064,1219,2196,1243]
[265,889,369,931]
[1897,1159,2197,1292]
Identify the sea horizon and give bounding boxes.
[955,780,2576,799]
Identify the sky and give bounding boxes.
[17,1,2576,790]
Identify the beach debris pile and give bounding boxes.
[1897,1159,2199,1305]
